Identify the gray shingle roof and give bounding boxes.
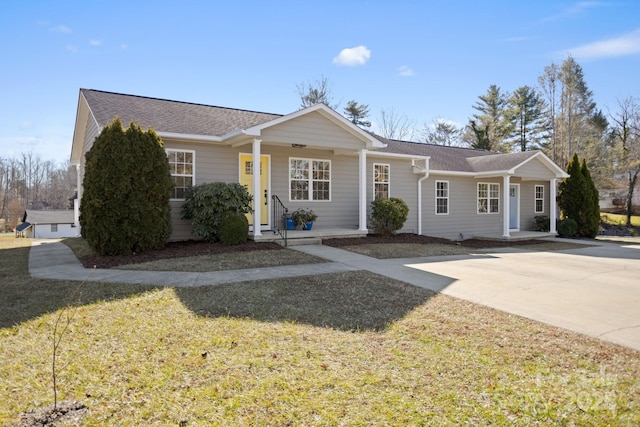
[25,210,74,224]
[81,89,282,136]
[80,89,553,174]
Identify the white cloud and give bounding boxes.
[120,43,128,49]
[397,65,415,77]
[65,44,78,53]
[567,29,640,59]
[90,39,102,46]
[333,45,371,66]
[54,25,72,33]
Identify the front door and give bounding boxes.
[509,184,519,230]
[239,154,269,228]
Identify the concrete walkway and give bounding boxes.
[28,238,640,351]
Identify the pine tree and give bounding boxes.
[506,86,547,151]
[80,118,173,255]
[470,84,512,152]
[343,100,371,127]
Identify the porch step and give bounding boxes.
[282,237,323,247]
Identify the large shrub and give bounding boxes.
[370,197,409,236]
[181,182,252,242]
[80,118,173,255]
[219,212,249,246]
[558,153,600,238]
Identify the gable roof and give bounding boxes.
[81,89,282,136]
[73,89,566,178]
[25,210,74,224]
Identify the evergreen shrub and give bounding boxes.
[80,118,173,255]
[557,218,578,238]
[370,197,409,236]
[181,182,252,242]
[533,215,550,232]
[219,212,249,246]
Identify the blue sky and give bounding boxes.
[2,1,639,164]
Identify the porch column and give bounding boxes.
[252,138,262,236]
[358,149,368,231]
[549,179,558,234]
[502,175,510,238]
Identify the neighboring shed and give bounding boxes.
[17,210,78,238]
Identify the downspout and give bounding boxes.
[416,158,430,235]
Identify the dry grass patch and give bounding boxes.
[1,238,639,425]
[114,249,324,272]
[338,241,589,259]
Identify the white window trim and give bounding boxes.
[535,184,544,213]
[435,180,449,215]
[373,163,390,200]
[477,182,500,214]
[288,157,331,202]
[166,148,196,201]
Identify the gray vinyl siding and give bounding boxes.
[514,159,556,179]
[366,157,420,233]
[271,147,360,228]
[261,111,365,150]
[519,181,549,231]
[421,176,504,239]
[165,142,365,240]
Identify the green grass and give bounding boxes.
[601,212,640,227]
[1,238,639,425]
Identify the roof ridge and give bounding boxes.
[80,88,283,117]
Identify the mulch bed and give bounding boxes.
[323,233,549,249]
[80,234,553,269]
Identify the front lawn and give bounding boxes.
[1,238,639,425]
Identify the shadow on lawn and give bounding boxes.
[174,270,435,332]
[0,243,159,328]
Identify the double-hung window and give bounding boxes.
[373,163,390,200]
[535,185,544,213]
[290,158,331,201]
[436,181,449,214]
[477,182,500,214]
[167,149,195,200]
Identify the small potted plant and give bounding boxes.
[291,208,318,230]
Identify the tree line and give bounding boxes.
[0,153,76,232]
[298,58,640,223]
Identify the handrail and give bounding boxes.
[271,194,288,247]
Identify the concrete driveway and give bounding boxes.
[402,239,640,351]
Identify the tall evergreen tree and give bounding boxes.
[469,84,512,152]
[506,86,547,151]
[558,153,586,231]
[343,100,371,127]
[465,120,493,150]
[580,159,600,238]
[80,118,173,255]
[558,153,600,238]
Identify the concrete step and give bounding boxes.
[283,237,323,247]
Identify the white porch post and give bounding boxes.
[550,178,558,234]
[358,149,368,232]
[252,138,262,236]
[502,175,510,238]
